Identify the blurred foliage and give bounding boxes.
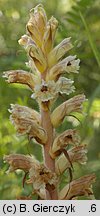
[0,0,100,199]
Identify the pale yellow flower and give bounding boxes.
[18,35,47,73]
[48,37,73,67]
[46,55,80,81]
[27,4,47,47]
[42,16,58,54]
[51,94,86,127]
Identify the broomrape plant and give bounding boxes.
[3,4,95,200]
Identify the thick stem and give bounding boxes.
[41,108,58,200]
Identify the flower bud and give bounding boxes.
[3,70,35,91]
[29,44,47,73]
[18,35,47,73]
[59,174,96,200]
[51,94,86,127]
[56,145,88,175]
[27,4,47,47]
[42,16,58,54]
[18,34,29,46]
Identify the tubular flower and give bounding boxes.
[48,37,73,67]
[18,35,47,73]
[3,154,36,173]
[56,145,88,175]
[59,174,96,200]
[50,129,80,159]
[3,70,35,90]
[3,4,96,200]
[51,94,86,127]
[46,56,80,81]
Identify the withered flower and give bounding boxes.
[56,145,88,175]
[9,104,41,125]
[59,174,96,200]
[10,104,47,144]
[3,70,35,90]
[4,154,36,173]
[27,163,58,193]
[51,94,86,127]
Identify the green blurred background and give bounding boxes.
[0,0,100,199]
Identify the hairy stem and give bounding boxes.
[41,108,58,199]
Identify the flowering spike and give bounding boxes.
[2,4,95,200]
